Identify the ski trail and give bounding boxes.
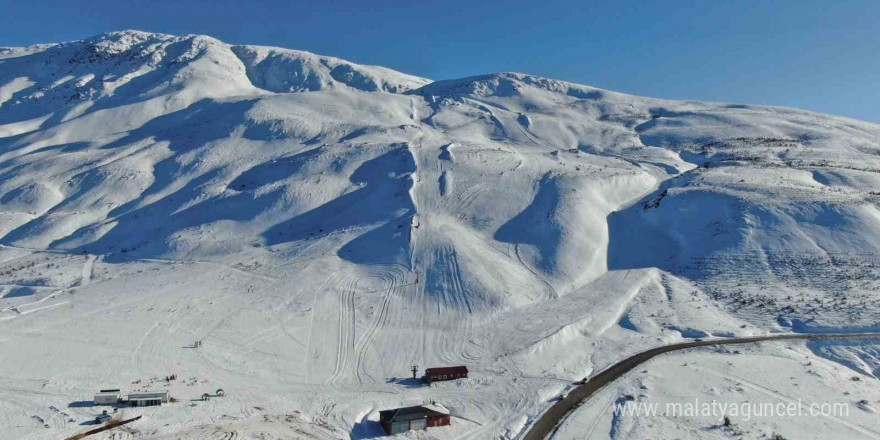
[0,244,276,283]
[434,247,481,366]
[128,305,189,372]
[327,278,356,385]
[16,301,68,316]
[79,255,96,287]
[448,251,469,317]
[136,257,278,282]
[513,243,558,299]
[354,273,396,384]
[303,271,344,383]
[410,97,419,121]
[1,289,69,321]
[129,320,161,370]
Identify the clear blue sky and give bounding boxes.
[2,0,878,122]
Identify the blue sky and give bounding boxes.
[2,0,878,122]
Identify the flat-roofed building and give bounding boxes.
[128,391,169,407]
[424,365,468,384]
[93,389,121,405]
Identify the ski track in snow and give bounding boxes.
[326,277,356,385]
[353,271,396,385]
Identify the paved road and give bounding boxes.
[520,332,880,440]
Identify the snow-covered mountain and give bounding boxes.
[1,31,878,440]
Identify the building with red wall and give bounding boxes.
[424,365,468,384]
[379,405,450,435]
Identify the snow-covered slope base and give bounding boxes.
[553,339,880,440]
[0,31,878,439]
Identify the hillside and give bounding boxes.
[1,31,878,440]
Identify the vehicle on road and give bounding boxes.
[95,411,111,424]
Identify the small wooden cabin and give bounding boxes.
[424,365,468,384]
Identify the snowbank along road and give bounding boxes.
[522,332,880,440]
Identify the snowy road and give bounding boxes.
[521,332,880,440]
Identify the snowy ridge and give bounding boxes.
[413,71,611,101]
[231,44,430,93]
[0,30,878,440]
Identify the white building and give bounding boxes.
[93,389,121,405]
[128,391,169,407]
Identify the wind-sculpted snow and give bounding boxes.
[263,144,417,265]
[0,31,254,133]
[231,45,430,93]
[2,31,879,314]
[413,72,605,102]
[1,31,879,440]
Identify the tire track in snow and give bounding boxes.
[1,289,69,320]
[128,303,191,373]
[303,270,349,383]
[455,182,485,219]
[16,300,69,316]
[237,284,309,353]
[432,247,478,366]
[326,278,357,385]
[444,248,472,314]
[354,267,404,384]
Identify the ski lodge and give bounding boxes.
[93,389,121,405]
[424,365,468,384]
[128,391,169,407]
[379,405,450,435]
[94,388,170,407]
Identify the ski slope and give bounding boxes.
[0,31,878,440]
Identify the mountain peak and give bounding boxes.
[84,29,174,42]
[230,44,430,93]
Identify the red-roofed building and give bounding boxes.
[424,365,468,384]
[379,405,450,435]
